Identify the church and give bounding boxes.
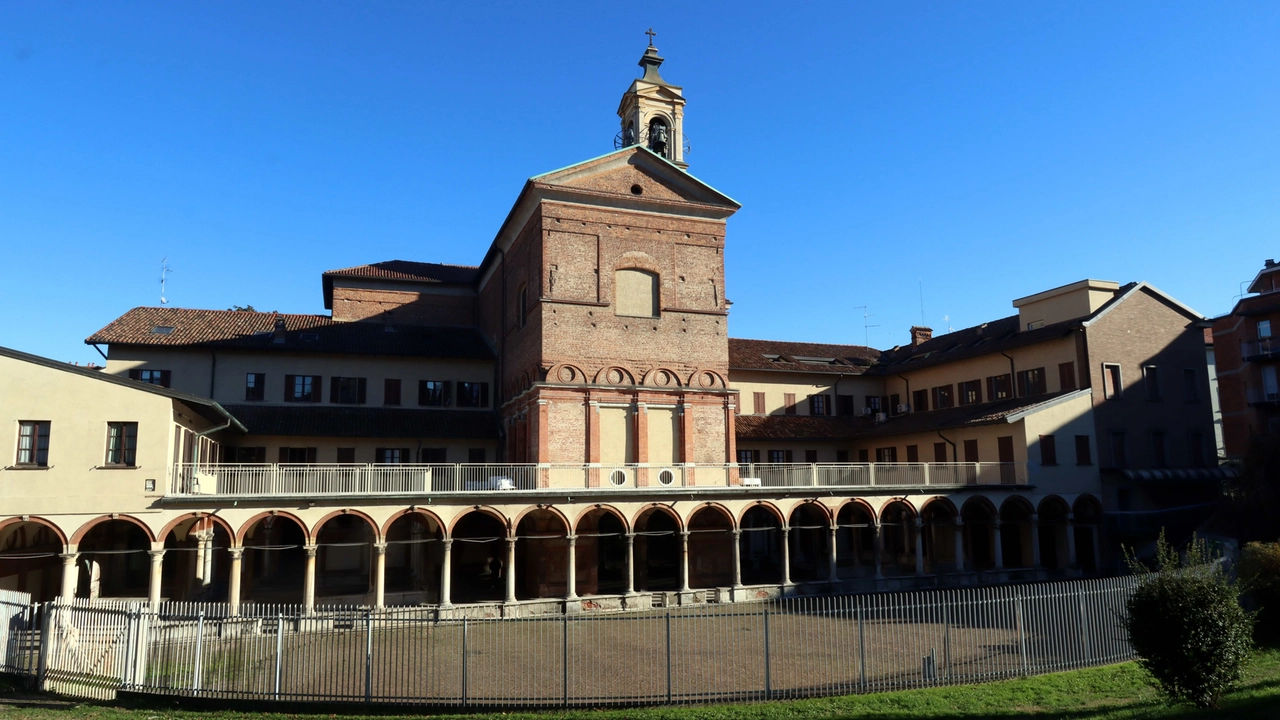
[0,41,1220,613]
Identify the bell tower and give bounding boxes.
[616,30,688,169]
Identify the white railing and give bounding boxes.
[169,461,1027,497]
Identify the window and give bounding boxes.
[336,448,356,464]
[244,373,265,401]
[835,450,849,463]
[737,449,759,464]
[384,379,402,406]
[808,394,828,416]
[912,389,929,413]
[906,445,919,462]
[888,394,902,415]
[517,284,528,329]
[128,369,171,387]
[1059,362,1077,391]
[963,439,979,463]
[931,385,954,410]
[467,448,487,463]
[1075,435,1092,465]
[1260,320,1273,339]
[1151,430,1167,468]
[875,447,897,462]
[16,421,51,466]
[1182,369,1198,403]
[1110,431,1127,468]
[330,377,367,405]
[768,449,792,463]
[1187,431,1205,468]
[1039,435,1057,466]
[804,450,818,463]
[838,394,855,416]
[105,422,138,466]
[958,380,982,406]
[1017,367,1046,396]
[418,380,452,406]
[421,448,448,463]
[784,393,797,415]
[284,375,322,403]
[457,382,490,408]
[986,374,1013,401]
[865,396,881,411]
[376,447,410,464]
[228,447,266,463]
[754,392,766,415]
[279,447,317,463]
[1102,364,1122,400]
[858,449,869,462]
[614,268,659,317]
[1143,366,1162,401]
[933,442,948,463]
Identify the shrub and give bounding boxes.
[1240,540,1280,645]
[1123,532,1253,709]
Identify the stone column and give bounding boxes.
[148,548,165,609]
[873,523,884,579]
[373,542,387,608]
[624,533,636,595]
[1066,513,1078,567]
[679,530,691,593]
[504,537,517,604]
[828,524,839,582]
[565,535,579,601]
[1089,524,1100,571]
[954,520,965,573]
[303,544,318,612]
[914,518,925,575]
[439,539,453,608]
[1030,514,1042,568]
[731,529,743,589]
[59,552,79,600]
[227,548,244,615]
[781,525,793,587]
[993,521,1004,570]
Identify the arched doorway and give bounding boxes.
[879,501,917,576]
[0,519,65,601]
[835,502,875,579]
[515,509,569,600]
[788,503,829,582]
[76,519,151,599]
[1073,495,1103,573]
[240,514,307,604]
[575,508,627,597]
[314,514,376,604]
[633,507,679,592]
[688,506,734,588]
[921,499,959,573]
[961,498,999,570]
[451,511,507,603]
[384,512,444,605]
[739,505,782,586]
[1000,497,1037,569]
[1037,496,1072,571]
[161,517,232,602]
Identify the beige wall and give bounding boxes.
[884,335,1081,409]
[1014,281,1119,330]
[729,370,883,416]
[225,435,498,464]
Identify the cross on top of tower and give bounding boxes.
[645,28,656,46]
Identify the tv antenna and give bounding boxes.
[853,306,880,347]
[943,314,954,333]
[160,257,173,305]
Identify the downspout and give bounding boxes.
[192,418,234,466]
[1001,351,1017,398]
[897,374,911,413]
[209,351,217,399]
[936,430,958,462]
[495,248,507,462]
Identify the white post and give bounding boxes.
[439,539,453,607]
[303,544,317,612]
[993,521,1004,570]
[873,523,884,579]
[148,548,165,609]
[373,542,387,608]
[1066,513,1078,567]
[624,533,636,596]
[565,535,578,601]
[781,525,793,587]
[731,529,743,589]
[60,552,79,599]
[679,531,691,593]
[828,524,839,582]
[228,548,243,615]
[913,518,925,575]
[954,520,965,573]
[1030,514,1042,568]
[504,537,517,604]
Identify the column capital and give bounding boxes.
[506,536,517,547]
[954,518,964,527]
[731,528,742,538]
[1066,512,1075,521]
[374,542,388,555]
[679,530,691,539]
[441,538,454,548]
[566,534,577,545]
[304,544,318,557]
[914,517,924,527]
[228,547,244,560]
[148,549,165,560]
[624,532,636,542]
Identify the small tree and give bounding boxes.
[1239,540,1280,646]
[1123,532,1253,709]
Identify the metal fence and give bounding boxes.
[9,576,1137,707]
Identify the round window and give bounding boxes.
[658,469,675,486]
[609,469,627,486]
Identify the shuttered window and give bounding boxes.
[1039,435,1057,466]
[330,377,367,404]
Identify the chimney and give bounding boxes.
[272,317,287,344]
[910,326,933,346]
[1266,259,1277,268]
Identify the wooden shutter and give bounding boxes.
[443,381,453,407]
[400,447,410,464]
[784,449,794,463]
[358,378,368,404]
[330,377,340,403]
[963,439,979,463]
[418,380,427,406]
[278,447,289,463]
[336,448,355,463]
[310,377,322,403]
[253,447,266,463]
[480,383,489,407]
[159,370,172,388]
[1039,435,1057,465]
[127,369,141,380]
[858,449,869,462]
[284,375,295,401]
[375,448,386,463]
[305,447,317,463]
[784,393,796,415]
[933,442,948,463]
[385,379,400,406]
[1059,362,1076,391]
[906,445,919,462]
[997,436,1013,463]
[1075,435,1091,465]
[754,392,765,414]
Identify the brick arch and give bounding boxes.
[999,495,1036,518]
[878,497,918,523]
[546,363,588,385]
[738,500,784,527]
[593,366,636,386]
[920,496,959,518]
[686,501,736,530]
[1072,493,1103,520]
[572,504,630,534]
[640,367,683,388]
[961,495,999,520]
[613,254,662,276]
[1037,495,1071,518]
[512,505,571,535]
[687,368,727,389]
[71,514,156,545]
[447,506,511,537]
[786,499,832,525]
[236,510,310,545]
[632,503,684,532]
[0,516,69,548]
[380,508,447,538]
[157,513,236,547]
[834,498,878,524]
[313,508,381,541]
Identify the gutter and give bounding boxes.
[192,417,235,466]
[936,430,958,462]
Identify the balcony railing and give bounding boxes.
[169,461,1028,498]
[1247,387,1280,406]
[1243,339,1280,362]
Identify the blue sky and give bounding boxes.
[2,2,1277,363]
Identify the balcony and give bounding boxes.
[1247,388,1280,407]
[168,461,1028,498]
[1243,339,1280,362]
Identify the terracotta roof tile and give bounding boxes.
[322,260,479,285]
[735,414,872,441]
[728,338,881,375]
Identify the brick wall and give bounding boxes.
[331,286,476,326]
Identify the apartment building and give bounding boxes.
[1213,259,1280,457]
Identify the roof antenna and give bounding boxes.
[853,306,879,347]
[160,257,173,305]
[943,314,954,333]
[918,279,925,325]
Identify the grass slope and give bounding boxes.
[2,650,1277,720]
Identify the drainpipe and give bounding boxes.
[495,248,508,462]
[209,351,217,399]
[192,418,234,466]
[1001,351,1017,398]
[897,374,911,413]
[936,430,957,462]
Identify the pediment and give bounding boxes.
[532,147,737,211]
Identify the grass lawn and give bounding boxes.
[2,649,1277,720]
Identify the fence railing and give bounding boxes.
[1242,338,1279,361]
[11,576,1136,706]
[169,461,1028,497]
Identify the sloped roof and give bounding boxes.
[728,338,881,375]
[86,307,494,360]
[735,415,871,441]
[321,260,479,309]
[853,390,1085,439]
[223,405,499,439]
[0,345,245,431]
